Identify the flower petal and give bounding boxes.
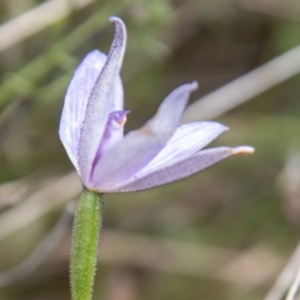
[78,17,127,185]
[59,50,105,172]
[140,121,228,174]
[59,49,123,173]
[91,82,198,191]
[110,146,255,192]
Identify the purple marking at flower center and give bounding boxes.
[90,110,129,181]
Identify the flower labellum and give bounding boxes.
[59,17,254,193]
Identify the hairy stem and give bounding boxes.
[71,189,102,300]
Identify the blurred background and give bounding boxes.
[1,0,300,299]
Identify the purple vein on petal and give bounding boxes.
[78,17,127,186]
[111,146,254,192]
[91,82,198,191]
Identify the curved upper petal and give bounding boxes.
[140,121,228,174]
[59,49,124,174]
[109,146,254,192]
[78,17,127,185]
[59,50,105,172]
[91,82,198,191]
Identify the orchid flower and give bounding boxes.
[59,17,254,195]
[59,17,254,300]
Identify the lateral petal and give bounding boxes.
[78,17,127,185]
[91,82,198,190]
[141,121,228,174]
[110,146,254,192]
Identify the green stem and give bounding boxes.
[71,189,102,300]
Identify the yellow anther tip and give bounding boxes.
[232,146,255,156]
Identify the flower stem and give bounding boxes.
[71,189,102,300]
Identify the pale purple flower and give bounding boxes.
[59,17,254,193]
